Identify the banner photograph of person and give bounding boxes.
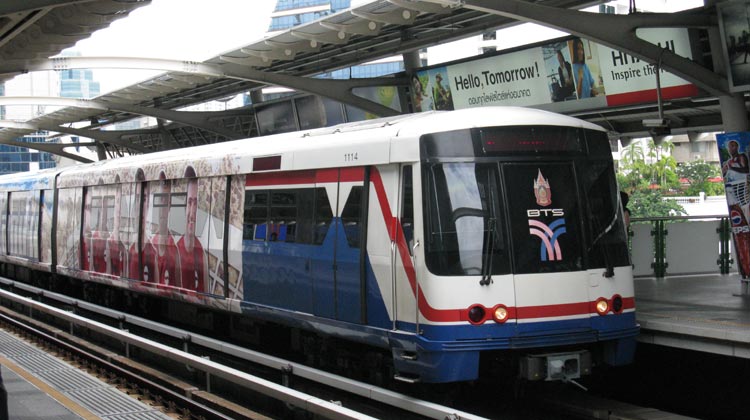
[717,132,750,278]
[410,67,454,112]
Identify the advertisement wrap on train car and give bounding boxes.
[716,132,750,278]
[59,159,246,304]
[410,29,698,113]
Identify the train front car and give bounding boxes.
[390,108,638,383]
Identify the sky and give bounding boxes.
[72,0,277,94]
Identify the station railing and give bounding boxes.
[629,215,734,278]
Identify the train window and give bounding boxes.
[243,188,323,244]
[313,188,332,245]
[578,159,630,268]
[341,186,363,248]
[585,129,612,158]
[422,163,510,276]
[8,191,40,259]
[90,196,102,230]
[504,163,583,274]
[401,166,414,254]
[102,195,115,233]
[270,191,296,242]
[244,190,269,241]
[0,193,7,255]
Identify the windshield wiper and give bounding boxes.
[590,208,619,278]
[480,217,496,286]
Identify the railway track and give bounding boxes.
[0,278,487,420]
[0,278,698,420]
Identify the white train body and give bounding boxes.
[0,107,638,382]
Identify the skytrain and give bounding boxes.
[0,107,638,383]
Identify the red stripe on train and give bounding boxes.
[245,167,364,187]
[369,167,636,323]
[243,166,636,324]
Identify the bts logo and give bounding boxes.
[529,219,566,261]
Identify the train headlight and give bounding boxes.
[468,305,486,324]
[595,298,609,315]
[492,305,509,323]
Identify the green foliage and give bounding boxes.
[630,189,686,218]
[616,140,722,218]
[677,159,723,196]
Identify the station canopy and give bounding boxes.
[0,0,727,159]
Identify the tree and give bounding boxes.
[621,142,644,167]
[630,189,686,218]
[677,159,724,196]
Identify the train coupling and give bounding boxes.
[519,350,591,383]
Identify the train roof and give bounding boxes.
[2,107,606,189]
[0,166,62,191]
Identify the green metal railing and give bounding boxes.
[630,215,732,277]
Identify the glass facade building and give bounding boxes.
[0,135,57,175]
[0,51,100,174]
[270,0,404,79]
[60,68,100,99]
[269,0,351,31]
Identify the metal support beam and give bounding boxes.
[0,0,89,15]
[0,137,94,163]
[1,118,148,154]
[0,56,407,117]
[428,0,729,96]
[0,95,243,141]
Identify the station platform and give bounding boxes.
[634,272,750,358]
[0,328,170,420]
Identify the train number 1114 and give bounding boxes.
[344,152,358,162]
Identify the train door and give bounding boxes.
[363,165,408,331]
[503,162,591,332]
[335,167,367,324]
[393,164,418,333]
[310,172,336,319]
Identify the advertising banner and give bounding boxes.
[717,1,750,92]
[598,28,698,106]
[412,29,698,112]
[717,132,750,278]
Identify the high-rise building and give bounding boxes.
[0,50,101,174]
[0,82,5,120]
[59,51,100,99]
[268,0,404,80]
[0,72,60,174]
[269,0,352,31]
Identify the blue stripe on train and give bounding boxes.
[240,217,638,377]
[241,218,392,329]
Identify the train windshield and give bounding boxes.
[421,126,629,276]
[422,163,510,276]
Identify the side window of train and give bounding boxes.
[0,193,6,254]
[401,166,414,254]
[341,186,363,248]
[269,190,296,242]
[244,187,330,244]
[313,188,332,245]
[243,190,269,241]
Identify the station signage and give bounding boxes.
[411,28,698,113]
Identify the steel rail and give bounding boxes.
[0,278,488,420]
